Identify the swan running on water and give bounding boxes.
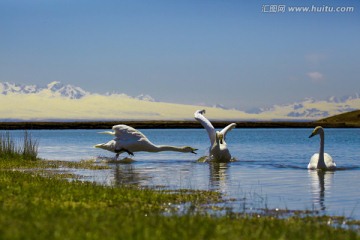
[95,124,197,159]
[308,126,336,170]
[194,109,236,162]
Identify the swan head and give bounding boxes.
[215,131,224,144]
[94,142,114,152]
[309,126,324,138]
[182,146,198,154]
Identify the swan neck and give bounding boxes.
[318,131,325,166]
[215,136,220,145]
[319,131,325,155]
[214,132,223,145]
[156,145,187,152]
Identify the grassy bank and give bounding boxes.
[1,168,359,240]
[317,110,360,127]
[0,170,359,240]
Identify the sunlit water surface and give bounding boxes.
[9,128,360,218]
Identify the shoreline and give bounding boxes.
[0,120,357,130]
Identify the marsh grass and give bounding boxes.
[0,131,38,161]
[0,170,359,240]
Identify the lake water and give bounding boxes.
[8,128,360,219]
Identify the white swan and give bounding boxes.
[194,110,236,162]
[94,124,197,159]
[308,126,336,170]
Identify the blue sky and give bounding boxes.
[1,0,359,110]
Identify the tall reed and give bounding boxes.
[0,131,38,161]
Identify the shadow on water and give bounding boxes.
[97,156,136,164]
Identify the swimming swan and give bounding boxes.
[95,124,197,159]
[194,109,236,162]
[308,126,336,170]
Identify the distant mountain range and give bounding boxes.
[244,95,360,119]
[0,81,155,102]
[0,81,85,99]
[0,81,359,120]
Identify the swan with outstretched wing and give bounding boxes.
[95,124,197,159]
[194,110,236,162]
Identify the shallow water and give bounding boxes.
[8,128,360,218]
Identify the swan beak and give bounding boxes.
[191,148,198,154]
[309,132,315,138]
[94,143,104,149]
[219,134,224,144]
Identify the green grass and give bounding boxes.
[317,109,360,127]
[0,159,358,240]
[0,170,359,240]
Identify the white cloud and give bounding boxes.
[307,71,324,82]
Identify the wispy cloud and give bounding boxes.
[307,71,325,82]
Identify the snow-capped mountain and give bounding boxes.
[0,81,89,99]
[0,81,359,120]
[326,93,360,103]
[0,81,156,101]
[0,82,39,94]
[256,95,360,119]
[135,94,155,102]
[212,103,232,110]
[46,81,89,99]
[105,92,156,102]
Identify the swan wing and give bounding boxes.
[308,153,319,169]
[112,124,149,142]
[220,123,236,139]
[194,110,215,145]
[324,153,336,168]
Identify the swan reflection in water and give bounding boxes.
[112,164,147,186]
[208,162,230,192]
[102,157,232,193]
[308,170,335,211]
